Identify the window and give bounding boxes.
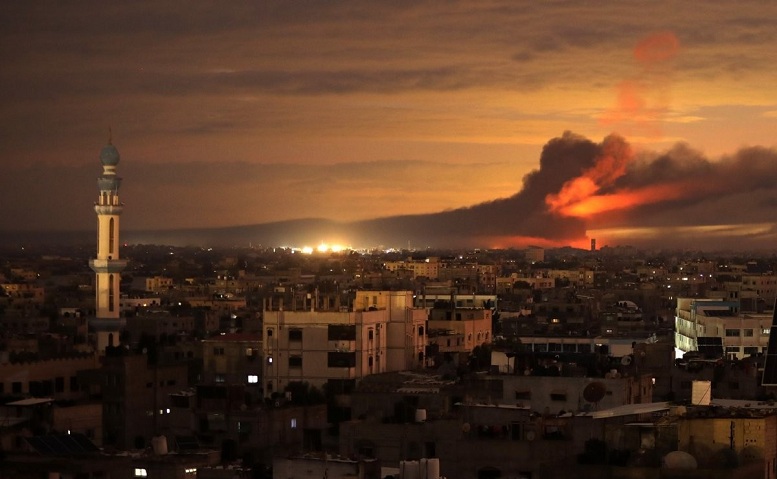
[744,347,759,356]
[418,326,424,337]
[725,346,740,353]
[328,324,356,340]
[743,329,754,337]
[134,469,148,477]
[213,347,225,356]
[289,356,302,368]
[247,375,258,384]
[266,328,273,338]
[288,329,303,341]
[368,329,374,340]
[550,392,567,401]
[290,418,297,429]
[215,374,225,383]
[515,391,532,400]
[328,351,356,368]
[55,377,64,393]
[725,329,740,337]
[763,328,771,335]
[70,376,78,392]
[12,382,22,394]
[108,274,115,311]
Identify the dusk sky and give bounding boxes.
[2,1,777,249]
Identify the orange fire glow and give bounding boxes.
[557,182,688,218]
[546,135,632,214]
[485,235,591,250]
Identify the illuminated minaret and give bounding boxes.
[88,136,128,352]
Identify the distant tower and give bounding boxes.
[88,136,128,352]
[591,238,596,252]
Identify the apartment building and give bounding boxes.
[262,290,427,398]
[675,298,772,360]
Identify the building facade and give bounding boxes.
[262,290,426,398]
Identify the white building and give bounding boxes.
[675,297,772,360]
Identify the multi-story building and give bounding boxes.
[0,352,99,400]
[675,298,772,360]
[384,258,440,279]
[143,276,174,293]
[97,353,190,450]
[262,290,426,398]
[201,333,263,396]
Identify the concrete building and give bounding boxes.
[0,352,100,400]
[96,353,190,450]
[262,290,427,398]
[201,333,263,396]
[88,139,128,353]
[675,298,773,360]
[384,258,440,279]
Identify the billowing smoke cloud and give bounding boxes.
[380,132,777,250]
[545,134,633,217]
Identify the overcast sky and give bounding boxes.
[2,1,777,249]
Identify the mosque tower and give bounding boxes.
[88,136,128,352]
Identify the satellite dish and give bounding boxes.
[583,382,607,403]
[621,355,633,366]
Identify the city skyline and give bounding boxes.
[2,2,777,250]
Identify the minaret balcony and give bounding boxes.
[89,258,128,273]
[94,204,124,215]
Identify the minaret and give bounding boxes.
[89,136,128,352]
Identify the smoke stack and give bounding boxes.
[591,239,596,251]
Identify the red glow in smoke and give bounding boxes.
[546,135,632,214]
[634,32,680,64]
[549,33,683,221]
[486,235,590,250]
[599,31,680,138]
[558,183,687,218]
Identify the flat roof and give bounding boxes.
[5,398,53,407]
[590,402,671,419]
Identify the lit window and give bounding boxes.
[135,469,148,477]
[290,418,297,429]
[247,375,259,384]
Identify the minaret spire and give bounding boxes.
[89,136,128,353]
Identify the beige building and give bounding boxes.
[384,258,440,279]
[262,290,427,397]
[675,298,772,359]
[144,276,174,292]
